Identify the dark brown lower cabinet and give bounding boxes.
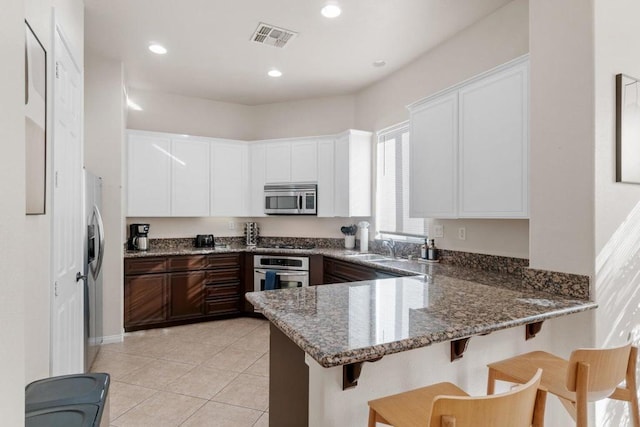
[322,257,405,284]
[169,271,205,319]
[124,254,243,331]
[124,273,167,327]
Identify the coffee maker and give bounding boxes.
[128,223,150,251]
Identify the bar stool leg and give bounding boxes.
[487,368,497,395]
[627,347,640,427]
[368,407,377,427]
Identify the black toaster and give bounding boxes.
[195,234,215,248]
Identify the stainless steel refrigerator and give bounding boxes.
[84,170,105,371]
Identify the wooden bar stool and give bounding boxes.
[367,369,546,427]
[487,343,640,427]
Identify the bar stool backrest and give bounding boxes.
[566,343,632,401]
[429,369,544,427]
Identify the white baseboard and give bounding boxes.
[101,333,124,345]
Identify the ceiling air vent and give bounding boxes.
[251,22,297,48]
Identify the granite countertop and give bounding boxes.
[246,277,596,367]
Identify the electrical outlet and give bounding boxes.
[228,221,236,230]
[434,225,444,238]
[458,227,466,240]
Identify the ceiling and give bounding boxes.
[85,0,513,106]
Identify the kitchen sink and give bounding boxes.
[372,258,411,264]
[344,253,389,262]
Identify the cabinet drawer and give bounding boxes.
[168,256,206,272]
[206,254,241,269]
[205,297,241,315]
[205,283,240,299]
[205,268,241,284]
[125,258,167,275]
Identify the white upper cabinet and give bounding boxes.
[410,92,458,218]
[211,141,249,217]
[316,138,335,217]
[127,129,372,218]
[458,62,528,217]
[264,140,318,184]
[290,140,318,182]
[171,138,210,217]
[264,142,292,183]
[408,56,529,219]
[333,130,372,217]
[128,133,172,217]
[249,143,267,217]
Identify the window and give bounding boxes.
[375,122,425,239]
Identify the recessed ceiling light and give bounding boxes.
[127,98,143,111]
[268,69,283,78]
[373,60,387,68]
[321,4,341,18]
[148,44,167,55]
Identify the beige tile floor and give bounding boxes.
[92,317,270,427]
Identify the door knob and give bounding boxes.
[76,272,87,282]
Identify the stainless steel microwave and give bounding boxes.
[264,184,317,215]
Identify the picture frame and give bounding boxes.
[25,20,47,214]
[616,73,640,184]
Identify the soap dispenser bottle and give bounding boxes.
[427,239,438,261]
[421,239,428,259]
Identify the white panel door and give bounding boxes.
[409,92,458,218]
[249,144,267,216]
[211,142,248,216]
[291,140,318,182]
[458,63,528,217]
[265,142,291,183]
[127,134,171,216]
[317,139,335,217]
[171,139,210,216]
[51,24,84,375]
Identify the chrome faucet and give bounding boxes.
[383,239,397,258]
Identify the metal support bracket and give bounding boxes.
[526,321,544,340]
[342,357,382,390]
[451,337,471,362]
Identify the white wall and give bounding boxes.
[128,216,357,240]
[593,0,640,424]
[127,88,254,140]
[251,95,355,140]
[85,52,126,340]
[0,0,27,422]
[528,0,595,276]
[355,0,530,258]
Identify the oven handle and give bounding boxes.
[255,269,309,277]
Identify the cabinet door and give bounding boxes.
[211,142,249,216]
[265,142,291,183]
[409,92,458,218]
[124,273,167,328]
[317,139,335,217]
[291,140,318,182]
[127,134,172,216]
[249,144,266,216]
[171,139,210,216]
[458,63,529,218]
[168,271,205,319]
[333,134,350,217]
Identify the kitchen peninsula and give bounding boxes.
[246,261,596,427]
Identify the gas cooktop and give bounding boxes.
[258,243,316,250]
